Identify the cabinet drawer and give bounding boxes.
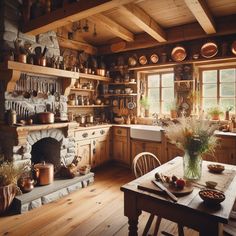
[113,127,128,137]
[75,127,110,141]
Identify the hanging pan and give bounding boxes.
[201,42,218,58]
[171,46,187,62]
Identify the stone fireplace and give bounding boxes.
[0,123,77,167]
[0,123,94,213]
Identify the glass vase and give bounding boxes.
[183,150,202,180]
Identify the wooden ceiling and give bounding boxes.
[22,0,236,55]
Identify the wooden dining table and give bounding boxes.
[120,156,236,236]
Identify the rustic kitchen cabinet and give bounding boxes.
[166,142,184,162]
[131,139,163,163]
[112,127,130,166]
[75,126,110,168]
[203,136,236,165]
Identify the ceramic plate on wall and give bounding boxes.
[201,42,218,58]
[139,55,147,65]
[171,46,187,62]
[150,54,159,63]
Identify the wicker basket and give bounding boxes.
[0,184,16,214]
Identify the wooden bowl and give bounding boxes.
[207,164,225,174]
[199,189,225,205]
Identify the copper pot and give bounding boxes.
[34,162,54,185]
[37,112,54,124]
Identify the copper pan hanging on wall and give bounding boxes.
[231,41,236,55]
[201,42,218,58]
[171,46,187,62]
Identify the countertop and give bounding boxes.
[214,130,236,137]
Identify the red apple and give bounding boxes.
[176,179,186,189]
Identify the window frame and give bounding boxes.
[199,65,236,113]
[146,71,175,115]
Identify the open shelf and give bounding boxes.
[0,60,79,79]
[101,93,137,97]
[109,82,137,85]
[67,105,110,108]
[174,80,194,83]
[79,72,111,82]
[70,88,95,92]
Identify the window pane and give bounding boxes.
[202,84,217,97]
[162,88,174,100]
[220,69,235,82]
[162,73,174,87]
[148,75,160,87]
[220,83,235,97]
[162,101,170,114]
[220,99,235,113]
[149,103,160,114]
[202,98,217,110]
[202,70,217,83]
[148,88,159,102]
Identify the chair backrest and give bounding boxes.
[132,152,161,178]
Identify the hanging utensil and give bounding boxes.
[23,74,31,99]
[37,79,44,98]
[43,81,48,99]
[32,77,37,97]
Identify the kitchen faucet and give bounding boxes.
[152,113,161,126]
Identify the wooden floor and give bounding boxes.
[0,165,200,236]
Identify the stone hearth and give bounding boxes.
[12,172,94,214]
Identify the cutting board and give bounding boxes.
[138,179,193,196]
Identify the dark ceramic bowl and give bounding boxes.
[199,189,225,205]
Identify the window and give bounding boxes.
[201,68,236,113]
[147,72,174,114]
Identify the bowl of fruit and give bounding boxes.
[207,164,225,174]
[199,189,225,205]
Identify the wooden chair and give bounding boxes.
[132,152,184,236]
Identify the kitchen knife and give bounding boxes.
[152,180,178,202]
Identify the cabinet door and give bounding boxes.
[113,136,130,166]
[145,142,162,161]
[131,140,145,161]
[167,143,184,161]
[94,135,110,166]
[204,137,236,165]
[76,139,92,166]
[131,140,162,163]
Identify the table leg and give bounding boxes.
[123,192,141,236]
[128,217,139,236]
[200,222,223,236]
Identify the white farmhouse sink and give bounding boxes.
[130,125,164,142]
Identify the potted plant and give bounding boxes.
[0,160,28,214]
[225,105,234,120]
[140,96,150,117]
[167,100,179,119]
[207,106,223,120]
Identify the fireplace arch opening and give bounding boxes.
[31,137,61,169]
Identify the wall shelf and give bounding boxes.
[128,57,236,71]
[109,82,137,85]
[67,105,110,108]
[70,88,95,92]
[101,93,137,97]
[0,61,111,95]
